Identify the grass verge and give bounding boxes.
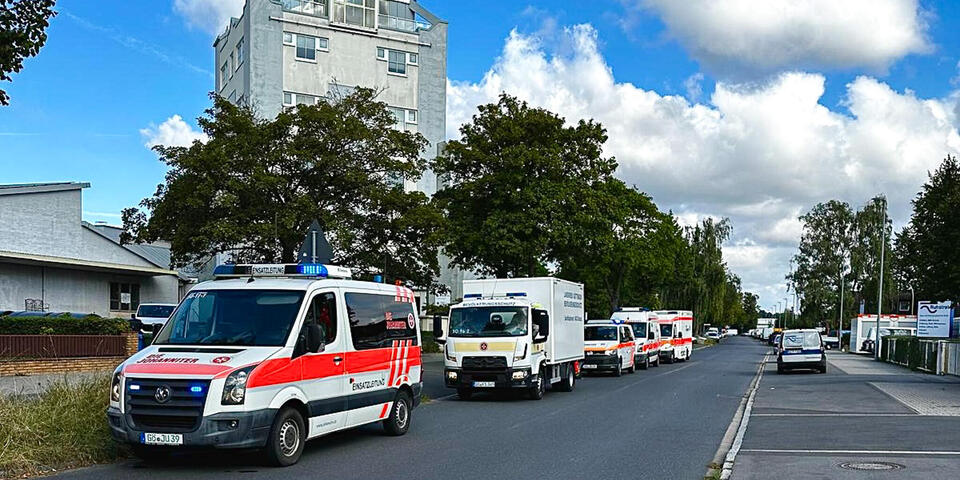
[0,374,124,478]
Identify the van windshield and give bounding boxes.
[154,290,305,347]
[660,323,672,338]
[448,306,528,337]
[630,322,647,338]
[585,326,618,341]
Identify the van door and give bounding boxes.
[343,290,419,428]
[299,290,347,437]
[620,326,634,367]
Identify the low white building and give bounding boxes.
[0,182,188,317]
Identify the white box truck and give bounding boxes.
[435,277,585,400]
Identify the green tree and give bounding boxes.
[895,155,960,302]
[788,200,854,326]
[433,94,617,277]
[122,90,442,289]
[0,0,56,105]
[850,196,895,314]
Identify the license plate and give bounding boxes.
[472,381,495,388]
[582,364,597,369]
[141,433,183,446]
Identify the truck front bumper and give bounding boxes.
[107,406,274,449]
[444,368,535,389]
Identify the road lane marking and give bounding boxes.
[751,413,920,417]
[717,353,770,480]
[740,449,960,456]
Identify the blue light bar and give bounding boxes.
[213,264,237,276]
[505,292,527,297]
[297,263,328,277]
[464,293,483,299]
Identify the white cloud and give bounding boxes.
[683,72,704,101]
[140,115,208,148]
[447,24,960,306]
[173,0,244,36]
[638,0,931,76]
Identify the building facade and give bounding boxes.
[214,0,447,195]
[0,183,186,317]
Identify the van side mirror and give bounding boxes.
[295,324,323,357]
[648,331,656,340]
[533,310,549,339]
[432,315,445,343]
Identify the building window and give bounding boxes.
[389,106,417,130]
[408,53,418,65]
[377,47,386,59]
[296,34,317,61]
[332,0,375,29]
[283,91,319,106]
[229,52,235,78]
[236,38,244,68]
[284,92,292,105]
[220,62,228,90]
[378,0,415,32]
[110,282,140,312]
[283,31,294,45]
[406,109,417,124]
[317,37,329,50]
[388,50,406,75]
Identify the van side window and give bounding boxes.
[346,292,417,350]
[305,292,338,345]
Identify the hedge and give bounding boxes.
[0,315,129,336]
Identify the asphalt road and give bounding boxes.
[55,337,767,480]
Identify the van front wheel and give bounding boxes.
[265,407,305,467]
[383,390,412,436]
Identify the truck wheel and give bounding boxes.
[383,390,412,436]
[264,406,306,467]
[556,364,575,392]
[456,388,473,400]
[528,373,546,400]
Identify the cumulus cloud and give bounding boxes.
[637,0,931,76]
[140,115,208,148]
[447,24,960,305]
[173,0,244,36]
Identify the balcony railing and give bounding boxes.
[378,14,416,32]
[282,0,328,18]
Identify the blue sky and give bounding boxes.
[2,0,960,307]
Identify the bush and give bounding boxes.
[421,331,442,354]
[0,374,125,477]
[0,315,129,336]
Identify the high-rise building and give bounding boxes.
[214,0,447,195]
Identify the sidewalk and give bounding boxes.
[731,350,960,479]
[0,370,107,397]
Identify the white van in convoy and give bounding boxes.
[655,310,693,363]
[107,264,422,466]
[438,278,585,400]
[610,308,661,369]
[777,329,827,374]
[582,320,637,375]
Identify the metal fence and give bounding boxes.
[0,334,127,358]
[882,336,960,375]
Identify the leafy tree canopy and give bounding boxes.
[0,0,56,105]
[122,90,443,289]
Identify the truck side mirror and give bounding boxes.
[433,315,445,343]
[534,310,549,338]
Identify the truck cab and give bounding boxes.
[107,263,422,467]
[437,278,584,401]
[582,321,636,376]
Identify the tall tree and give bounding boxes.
[788,200,854,325]
[0,0,56,105]
[850,196,895,314]
[122,90,442,289]
[895,155,960,301]
[433,94,617,277]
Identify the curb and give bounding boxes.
[706,352,770,479]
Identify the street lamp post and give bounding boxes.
[875,197,887,361]
[783,297,789,329]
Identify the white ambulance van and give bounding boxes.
[107,264,422,466]
[437,277,585,400]
[654,310,693,363]
[610,308,661,369]
[582,320,636,375]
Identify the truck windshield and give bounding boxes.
[154,290,305,347]
[585,326,618,341]
[660,323,672,337]
[629,322,647,338]
[448,306,528,337]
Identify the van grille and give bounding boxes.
[125,378,209,433]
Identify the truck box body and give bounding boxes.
[462,278,585,364]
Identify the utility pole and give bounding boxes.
[783,297,789,329]
[839,264,845,351]
[875,197,886,361]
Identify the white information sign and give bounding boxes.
[917,301,953,338]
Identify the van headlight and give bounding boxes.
[222,365,256,405]
[111,371,122,402]
[607,349,619,356]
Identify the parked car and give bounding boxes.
[706,331,720,340]
[777,329,827,374]
[132,303,177,333]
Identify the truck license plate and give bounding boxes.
[141,433,183,446]
[472,381,495,388]
[582,364,597,369]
